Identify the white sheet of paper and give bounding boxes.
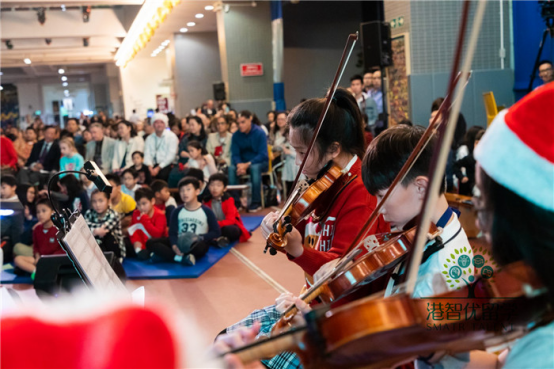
[63,215,128,295]
[127,223,151,239]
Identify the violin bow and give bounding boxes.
[405,0,488,296]
[289,33,358,191]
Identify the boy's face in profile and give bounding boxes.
[179,184,200,205]
[208,180,225,199]
[108,180,121,200]
[1,183,16,199]
[376,178,426,230]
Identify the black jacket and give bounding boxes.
[25,139,61,171]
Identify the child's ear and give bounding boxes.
[413,176,429,198]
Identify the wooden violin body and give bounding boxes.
[267,164,351,253]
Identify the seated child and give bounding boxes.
[106,173,136,231]
[121,168,141,199]
[204,173,251,245]
[184,167,210,202]
[132,151,152,185]
[14,199,65,276]
[59,137,84,178]
[14,184,37,250]
[144,177,220,265]
[1,175,19,202]
[58,174,90,213]
[80,173,95,198]
[151,179,177,222]
[130,187,168,255]
[84,190,125,261]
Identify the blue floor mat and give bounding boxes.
[1,215,263,284]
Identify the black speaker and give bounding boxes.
[213,82,226,101]
[360,21,392,69]
[33,252,126,297]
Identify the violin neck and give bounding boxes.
[232,329,305,364]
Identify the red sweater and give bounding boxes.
[204,196,251,242]
[289,158,390,277]
[33,223,65,256]
[130,207,168,249]
[1,136,18,169]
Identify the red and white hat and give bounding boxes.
[475,82,554,212]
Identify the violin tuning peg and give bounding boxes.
[269,247,278,256]
[285,224,293,233]
[284,216,292,224]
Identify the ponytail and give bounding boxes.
[288,87,365,160]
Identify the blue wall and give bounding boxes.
[513,1,554,100]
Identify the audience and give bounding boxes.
[13,128,37,169]
[204,173,251,245]
[105,174,136,227]
[143,113,179,182]
[131,151,152,185]
[15,184,37,246]
[130,187,168,256]
[229,110,268,212]
[151,179,177,223]
[1,133,18,176]
[84,190,125,261]
[1,175,19,202]
[539,60,553,85]
[18,125,61,187]
[142,176,220,265]
[206,116,232,169]
[121,168,141,199]
[362,71,373,93]
[186,141,218,183]
[59,137,85,178]
[85,123,116,174]
[57,174,90,213]
[112,120,145,174]
[454,127,485,196]
[350,74,378,132]
[170,116,207,187]
[13,199,64,275]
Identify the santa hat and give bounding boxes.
[152,113,169,127]
[474,82,554,212]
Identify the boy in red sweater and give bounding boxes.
[14,199,65,275]
[204,173,251,246]
[130,187,168,254]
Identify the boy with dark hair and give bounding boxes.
[362,124,472,297]
[151,179,177,222]
[0,175,19,201]
[204,173,251,245]
[121,167,141,199]
[184,167,209,202]
[130,187,167,255]
[143,177,220,265]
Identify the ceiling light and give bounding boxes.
[205,5,214,10]
[61,4,66,11]
[0,86,3,91]
[64,90,69,94]
[24,58,31,65]
[58,68,65,74]
[180,27,188,33]
[187,22,196,27]
[62,82,68,87]
[0,72,3,76]
[61,76,68,81]
[195,13,204,19]
[162,39,170,46]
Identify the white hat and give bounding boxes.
[474,82,554,212]
[152,113,168,127]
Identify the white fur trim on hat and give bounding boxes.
[152,113,168,127]
[475,109,554,212]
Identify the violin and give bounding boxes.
[227,261,550,368]
[264,33,359,255]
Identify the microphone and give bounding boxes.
[83,161,113,196]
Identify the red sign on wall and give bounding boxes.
[240,63,264,77]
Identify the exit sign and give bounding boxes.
[390,16,405,29]
[241,63,264,77]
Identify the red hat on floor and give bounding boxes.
[474,82,554,212]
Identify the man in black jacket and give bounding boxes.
[17,125,61,187]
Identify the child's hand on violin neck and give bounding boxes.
[211,322,265,369]
[275,293,311,314]
[261,212,280,239]
[313,258,341,283]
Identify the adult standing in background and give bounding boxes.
[85,123,116,174]
[143,113,179,182]
[229,111,268,212]
[112,120,145,174]
[367,68,383,115]
[350,74,378,134]
[129,109,141,124]
[362,71,373,94]
[538,60,553,85]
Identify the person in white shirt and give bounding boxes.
[112,120,145,173]
[128,109,141,124]
[143,113,179,182]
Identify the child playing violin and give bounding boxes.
[221,88,389,368]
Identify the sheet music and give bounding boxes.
[63,215,128,295]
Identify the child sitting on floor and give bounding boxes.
[84,190,126,261]
[1,175,19,202]
[151,179,177,222]
[121,167,141,199]
[143,177,220,266]
[14,199,65,276]
[130,187,167,255]
[204,173,251,246]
